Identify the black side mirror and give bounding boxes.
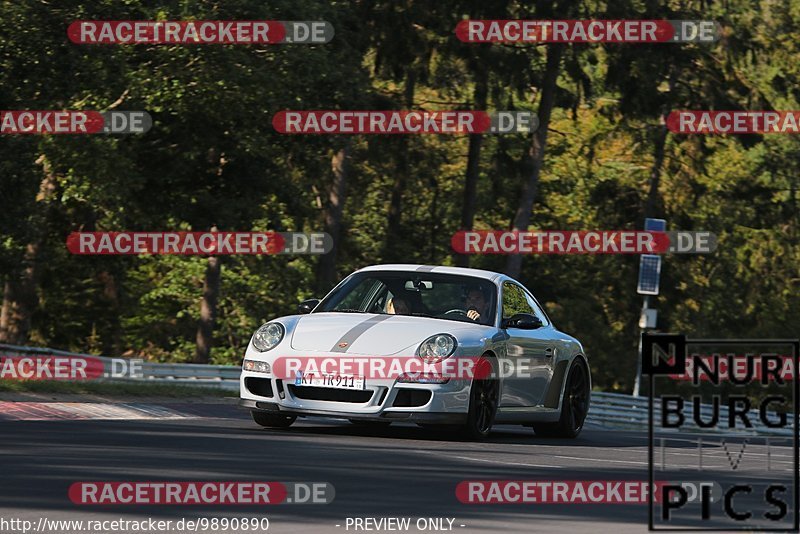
[298,298,320,314]
[502,313,543,330]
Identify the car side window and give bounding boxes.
[502,282,534,319]
[333,278,382,311]
[523,291,550,326]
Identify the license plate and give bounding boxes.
[294,371,365,390]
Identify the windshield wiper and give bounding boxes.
[332,308,366,313]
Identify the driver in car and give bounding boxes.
[465,286,490,323]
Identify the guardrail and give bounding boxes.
[588,391,793,437]
[1,343,794,434]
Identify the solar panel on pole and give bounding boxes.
[637,254,661,295]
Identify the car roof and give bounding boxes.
[357,264,505,282]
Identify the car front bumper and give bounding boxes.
[239,371,471,424]
[239,399,466,424]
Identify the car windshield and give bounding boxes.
[315,271,497,326]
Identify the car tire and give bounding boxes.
[251,411,296,428]
[532,358,590,438]
[462,356,499,440]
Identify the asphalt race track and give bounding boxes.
[0,402,796,533]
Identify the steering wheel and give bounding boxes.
[442,309,470,318]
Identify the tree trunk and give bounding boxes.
[644,68,675,222]
[97,268,123,355]
[505,44,564,279]
[644,124,668,220]
[455,66,489,268]
[0,280,8,341]
[0,156,57,344]
[382,69,416,262]
[316,141,349,293]
[0,244,38,344]
[194,254,221,364]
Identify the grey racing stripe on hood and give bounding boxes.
[330,314,394,352]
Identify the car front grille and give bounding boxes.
[245,377,273,398]
[288,385,373,403]
[392,389,432,407]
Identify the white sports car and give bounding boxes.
[239,264,590,439]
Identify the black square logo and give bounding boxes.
[642,333,687,376]
[647,338,799,531]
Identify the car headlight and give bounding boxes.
[251,322,284,352]
[243,359,271,373]
[417,334,457,363]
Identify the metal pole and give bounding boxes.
[698,437,703,470]
[633,295,651,396]
[766,437,771,471]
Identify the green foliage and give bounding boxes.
[0,1,797,392]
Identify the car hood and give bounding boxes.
[289,312,482,355]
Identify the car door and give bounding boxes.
[498,281,554,407]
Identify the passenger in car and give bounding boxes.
[386,296,412,315]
